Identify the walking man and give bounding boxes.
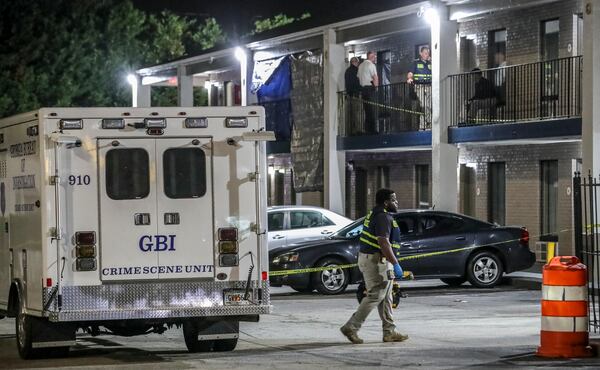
[340,188,408,344]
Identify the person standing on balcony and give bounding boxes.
[357,51,379,134]
[345,57,361,135]
[466,68,497,123]
[407,46,432,130]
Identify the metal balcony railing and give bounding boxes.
[338,82,432,137]
[447,56,583,126]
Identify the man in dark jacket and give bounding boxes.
[344,57,361,134]
[466,68,497,123]
[345,57,360,96]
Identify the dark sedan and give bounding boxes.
[269,210,535,295]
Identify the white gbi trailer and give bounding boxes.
[0,107,273,358]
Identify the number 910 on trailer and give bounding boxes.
[0,107,274,359]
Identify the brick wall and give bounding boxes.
[458,0,582,69]
[459,142,581,254]
[346,151,432,218]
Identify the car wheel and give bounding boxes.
[312,258,350,295]
[183,321,214,353]
[440,277,467,287]
[290,285,313,293]
[213,338,238,352]
[467,251,503,288]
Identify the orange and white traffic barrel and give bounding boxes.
[537,256,594,358]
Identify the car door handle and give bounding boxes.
[321,230,332,235]
[455,236,466,241]
[272,235,285,240]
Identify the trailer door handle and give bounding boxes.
[134,213,151,225]
[164,213,180,225]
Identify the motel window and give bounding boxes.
[541,19,560,61]
[488,29,507,68]
[415,165,430,209]
[488,162,506,225]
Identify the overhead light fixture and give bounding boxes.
[234,47,246,62]
[204,80,212,90]
[418,5,438,25]
[127,74,137,86]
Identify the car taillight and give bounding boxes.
[520,228,529,247]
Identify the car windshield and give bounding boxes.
[331,217,365,239]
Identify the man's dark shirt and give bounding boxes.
[473,76,496,100]
[345,65,360,94]
[371,206,392,239]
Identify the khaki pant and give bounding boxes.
[344,252,396,335]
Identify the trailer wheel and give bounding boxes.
[182,321,213,353]
[213,338,238,352]
[16,296,37,359]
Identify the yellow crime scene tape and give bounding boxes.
[346,95,426,116]
[268,227,575,277]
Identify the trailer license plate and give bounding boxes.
[224,290,250,305]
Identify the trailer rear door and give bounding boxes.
[155,138,214,279]
[98,139,158,280]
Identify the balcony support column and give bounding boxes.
[431,4,459,212]
[323,28,346,214]
[177,66,194,107]
[582,1,600,176]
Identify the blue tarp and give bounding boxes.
[257,57,292,102]
[255,56,293,141]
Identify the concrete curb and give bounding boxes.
[505,276,542,290]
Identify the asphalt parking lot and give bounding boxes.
[1,281,599,369]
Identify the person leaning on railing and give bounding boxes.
[407,46,432,130]
[466,68,497,124]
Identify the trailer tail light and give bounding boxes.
[219,241,239,254]
[102,118,125,129]
[76,245,96,258]
[218,228,238,241]
[219,254,239,267]
[76,258,97,271]
[74,231,97,271]
[75,231,96,245]
[185,117,208,128]
[59,119,83,130]
[46,278,53,287]
[261,271,268,281]
[225,117,248,128]
[520,228,529,247]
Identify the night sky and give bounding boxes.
[132,0,417,38]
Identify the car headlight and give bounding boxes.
[273,253,299,264]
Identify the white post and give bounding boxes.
[137,80,151,108]
[236,47,248,106]
[431,3,459,212]
[582,0,600,176]
[177,66,194,107]
[323,29,346,214]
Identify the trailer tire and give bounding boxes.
[213,338,238,352]
[16,297,38,359]
[183,321,213,353]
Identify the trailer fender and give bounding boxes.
[7,280,23,318]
